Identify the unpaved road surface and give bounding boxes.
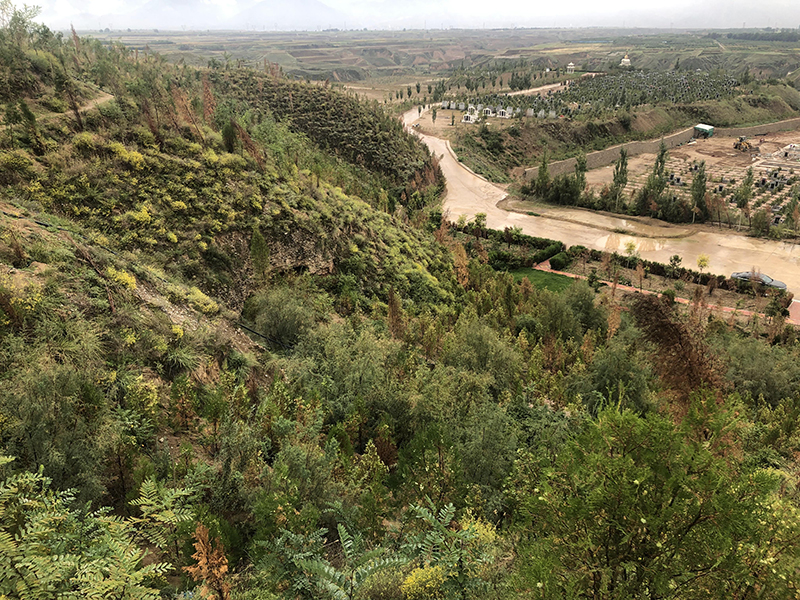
[403,108,800,292]
[507,82,563,97]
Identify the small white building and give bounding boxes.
[498,106,513,118]
[483,106,495,117]
[566,62,575,74]
[467,104,477,116]
[462,113,479,123]
[620,54,631,68]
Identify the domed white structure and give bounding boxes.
[620,54,631,67]
[566,62,575,74]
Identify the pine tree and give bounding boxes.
[691,161,708,221]
[535,150,550,197]
[612,147,628,211]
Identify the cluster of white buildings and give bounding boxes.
[440,101,521,124]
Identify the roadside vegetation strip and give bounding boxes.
[535,259,798,325]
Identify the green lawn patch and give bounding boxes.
[510,267,576,292]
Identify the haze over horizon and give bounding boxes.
[30,0,800,33]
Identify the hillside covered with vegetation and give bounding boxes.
[3,6,800,600]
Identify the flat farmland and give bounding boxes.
[84,27,800,80]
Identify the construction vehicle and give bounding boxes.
[734,136,752,152]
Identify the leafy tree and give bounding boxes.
[0,456,170,599]
[457,401,518,517]
[508,401,800,599]
[0,366,110,503]
[301,524,405,600]
[624,241,639,267]
[128,477,196,562]
[3,101,20,145]
[568,331,652,415]
[697,254,710,274]
[257,527,327,600]
[402,499,495,599]
[752,209,771,236]
[563,280,608,336]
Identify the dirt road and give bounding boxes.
[403,108,800,292]
[507,82,562,97]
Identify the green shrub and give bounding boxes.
[549,252,572,271]
[0,150,34,184]
[243,286,315,348]
[401,565,446,600]
[40,95,67,113]
[488,249,523,271]
[358,569,405,600]
[532,242,565,265]
[72,132,100,156]
[186,286,220,315]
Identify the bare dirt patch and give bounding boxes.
[585,129,800,194]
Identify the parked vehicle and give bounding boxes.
[731,271,787,290]
[733,136,752,152]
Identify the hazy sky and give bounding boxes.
[30,0,800,31]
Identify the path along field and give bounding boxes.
[403,107,800,295]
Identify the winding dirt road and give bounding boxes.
[403,108,800,292]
